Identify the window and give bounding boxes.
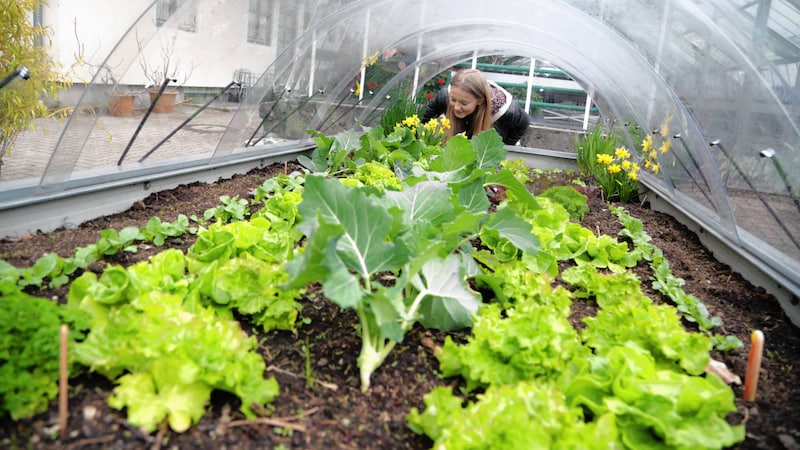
[248,0,274,46]
[156,0,197,32]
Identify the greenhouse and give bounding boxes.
[1,0,799,448]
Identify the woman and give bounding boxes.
[422,68,530,145]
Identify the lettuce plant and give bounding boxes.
[68,253,280,432]
[0,281,90,420]
[285,130,540,391]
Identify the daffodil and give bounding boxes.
[363,51,379,67]
[402,115,420,128]
[652,163,660,174]
[596,154,614,165]
[642,134,653,153]
[621,160,632,171]
[659,140,671,154]
[627,171,639,181]
[608,164,622,174]
[614,147,631,159]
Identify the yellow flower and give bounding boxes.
[402,115,420,128]
[596,154,614,165]
[621,160,632,170]
[363,51,379,67]
[641,134,653,153]
[423,120,438,134]
[651,163,660,174]
[614,147,631,159]
[608,164,622,174]
[644,159,651,169]
[627,171,639,181]
[631,162,640,172]
[440,117,451,131]
[659,140,671,154]
[649,150,658,159]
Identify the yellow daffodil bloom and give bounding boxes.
[621,160,632,170]
[644,159,651,169]
[614,147,631,159]
[642,134,653,153]
[652,163,660,174]
[423,120,438,133]
[363,51,379,67]
[659,140,671,154]
[628,171,639,181]
[608,164,622,174]
[402,115,420,128]
[649,150,658,159]
[596,154,614,165]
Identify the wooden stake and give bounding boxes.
[743,330,764,402]
[59,324,69,439]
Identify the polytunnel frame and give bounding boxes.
[0,0,798,325]
[208,0,800,323]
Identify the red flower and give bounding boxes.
[436,78,445,85]
[367,81,379,90]
[427,92,434,99]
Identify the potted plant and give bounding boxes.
[96,66,136,117]
[138,34,194,114]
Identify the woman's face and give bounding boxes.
[449,86,483,119]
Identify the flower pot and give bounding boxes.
[108,93,135,117]
[148,89,178,113]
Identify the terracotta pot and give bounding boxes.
[148,89,178,113]
[108,93,135,117]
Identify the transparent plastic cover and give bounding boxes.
[2,0,798,297]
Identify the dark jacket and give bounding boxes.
[422,82,530,145]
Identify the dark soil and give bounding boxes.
[1,161,798,450]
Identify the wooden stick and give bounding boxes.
[743,330,764,402]
[59,324,69,439]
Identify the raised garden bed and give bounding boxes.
[1,130,798,449]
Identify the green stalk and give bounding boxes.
[355,290,426,392]
[355,306,396,393]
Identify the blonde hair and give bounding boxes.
[446,69,493,141]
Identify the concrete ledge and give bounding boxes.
[0,145,312,238]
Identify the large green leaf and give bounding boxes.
[412,254,481,330]
[486,169,542,211]
[472,129,507,170]
[429,135,475,172]
[384,180,455,227]
[484,206,540,255]
[284,216,344,288]
[456,176,491,214]
[298,175,408,278]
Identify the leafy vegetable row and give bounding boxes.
[0,114,744,449]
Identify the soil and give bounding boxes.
[1,161,798,450]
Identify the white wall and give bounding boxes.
[43,0,277,88]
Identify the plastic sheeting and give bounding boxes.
[3,0,799,300]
